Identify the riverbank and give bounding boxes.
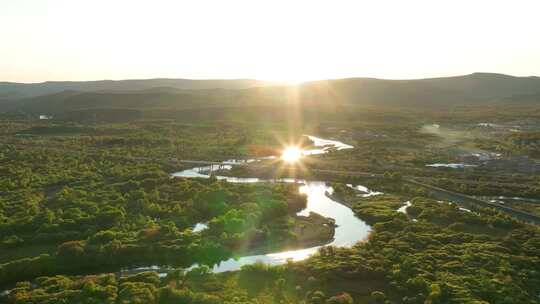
[326,192,355,208]
[232,212,336,258]
[293,212,336,247]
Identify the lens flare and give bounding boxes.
[281,147,302,163]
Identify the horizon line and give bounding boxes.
[2,72,539,85]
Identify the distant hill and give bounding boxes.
[295,73,540,105]
[0,78,272,99]
[1,73,539,118]
[498,92,540,104]
[1,90,223,113]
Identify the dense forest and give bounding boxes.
[3,192,539,303]
[1,102,540,303]
[0,133,330,289]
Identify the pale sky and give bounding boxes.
[1,0,539,83]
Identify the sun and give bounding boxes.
[281,146,303,163]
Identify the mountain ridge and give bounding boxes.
[1,73,539,116]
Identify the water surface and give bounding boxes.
[134,135,371,273]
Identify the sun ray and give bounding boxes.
[281,146,303,163]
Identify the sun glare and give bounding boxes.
[281,147,303,163]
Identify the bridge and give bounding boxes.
[177,159,249,166]
[174,159,251,174]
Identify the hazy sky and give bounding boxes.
[1,0,539,83]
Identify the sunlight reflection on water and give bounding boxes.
[137,135,371,273]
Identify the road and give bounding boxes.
[244,164,540,224]
[403,179,540,225]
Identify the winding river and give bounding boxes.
[4,138,368,296]
[129,135,371,275]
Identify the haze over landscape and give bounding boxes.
[1,1,540,304]
[1,0,540,83]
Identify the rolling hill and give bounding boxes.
[0,78,273,100]
[1,73,539,120]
